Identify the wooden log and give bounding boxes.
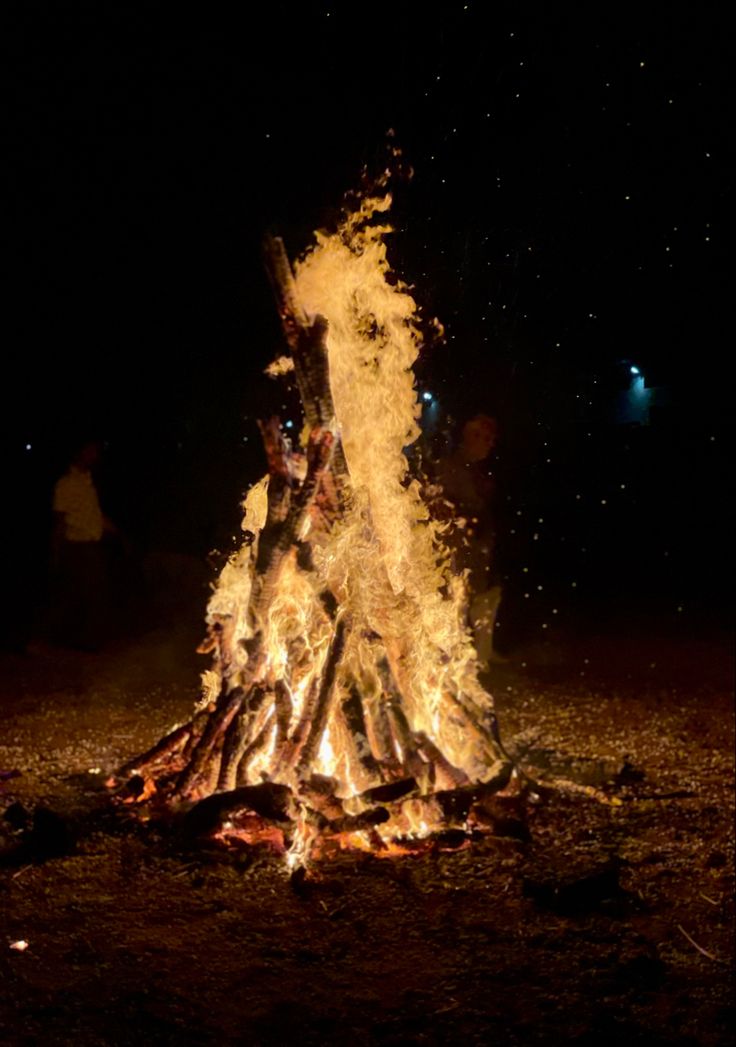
[363,655,407,777]
[236,712,276,786]
[363,690,401,776]
[217,686,268,791]
[263,236,333,429]
[201,736,226,798]
[444,688,506,765]
[181,710,210,762]
[181,783,296,839]
[257,416,300,487]
[325,700,379,795]
[360,777,418,805]
[297,773,344,822]
[253,426,335,614]
[381,793,444,836]
[252,480,293,590]
[294,615,349,776]
[263,235,352,517]
[325,807,390,835]
[118,721,192,779]
[176,684,249,797]
[262,237,310,356]
[385,699,429,782]
[270,679,294,766]
[414,731,470,789]
[341,685,382,779]
[433,767,515,823]
[274,677,318,775]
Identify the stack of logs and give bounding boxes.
[113,236,517,858]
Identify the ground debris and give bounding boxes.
[0,631,732,1045]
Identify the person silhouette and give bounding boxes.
[49,439,118,650]
[437,413,506,667]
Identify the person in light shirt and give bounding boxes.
[51,439,117,650]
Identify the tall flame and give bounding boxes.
[292,190,482,777]
[204,183,491,805]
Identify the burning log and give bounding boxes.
[263,235,352,521]
[176,685,251,798]
[118,722,192,780]
[361,778,418,805]
[414,732,470,790]
[340,685,382,780]
[181,783,296,839]
[322,807,390,836]
[218,686,268,792]
[294,614,349,776]
[235,715,276,787]
[385,699,431,784]
[116,182,515,862]
[362,686,403,778]
[269,680,294,765]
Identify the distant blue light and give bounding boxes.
[422,391,433,402]
[631,375,647,397]
[25,443,32,451]
[285,419,294,429]
[630,365,640,375]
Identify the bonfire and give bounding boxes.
[114,177,518,864]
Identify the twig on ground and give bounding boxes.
[676,923,727,964]
[698,891,719,906]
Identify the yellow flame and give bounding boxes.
[315,724,336,778]
[206,477,270,672]
[293,190,484,775]
[205,183,492,813]
[285,806,313,871]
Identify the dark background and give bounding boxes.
[3,2,731,648]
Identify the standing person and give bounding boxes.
[437,413,506,667]
[50,439,117,651]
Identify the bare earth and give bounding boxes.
[1,621,733,1046]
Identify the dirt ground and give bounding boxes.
[1,619,733,1046]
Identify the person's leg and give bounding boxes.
[51,544,85,646]
[75,543,108,651]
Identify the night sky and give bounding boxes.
[4,4,731,638]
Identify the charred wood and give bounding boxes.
[181,783,296,839]
[295,615,349,776]
[386,700,429,782]
[235,717,275,786]
[176,685,249,798]
[270,680,294,766]
[361,777,418,805]
[363,691,401,776]
[218,686,268,791]
[414,731,470,789]
[118,722,191,780]
[341,685,382,778]
[297,774,345,822]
